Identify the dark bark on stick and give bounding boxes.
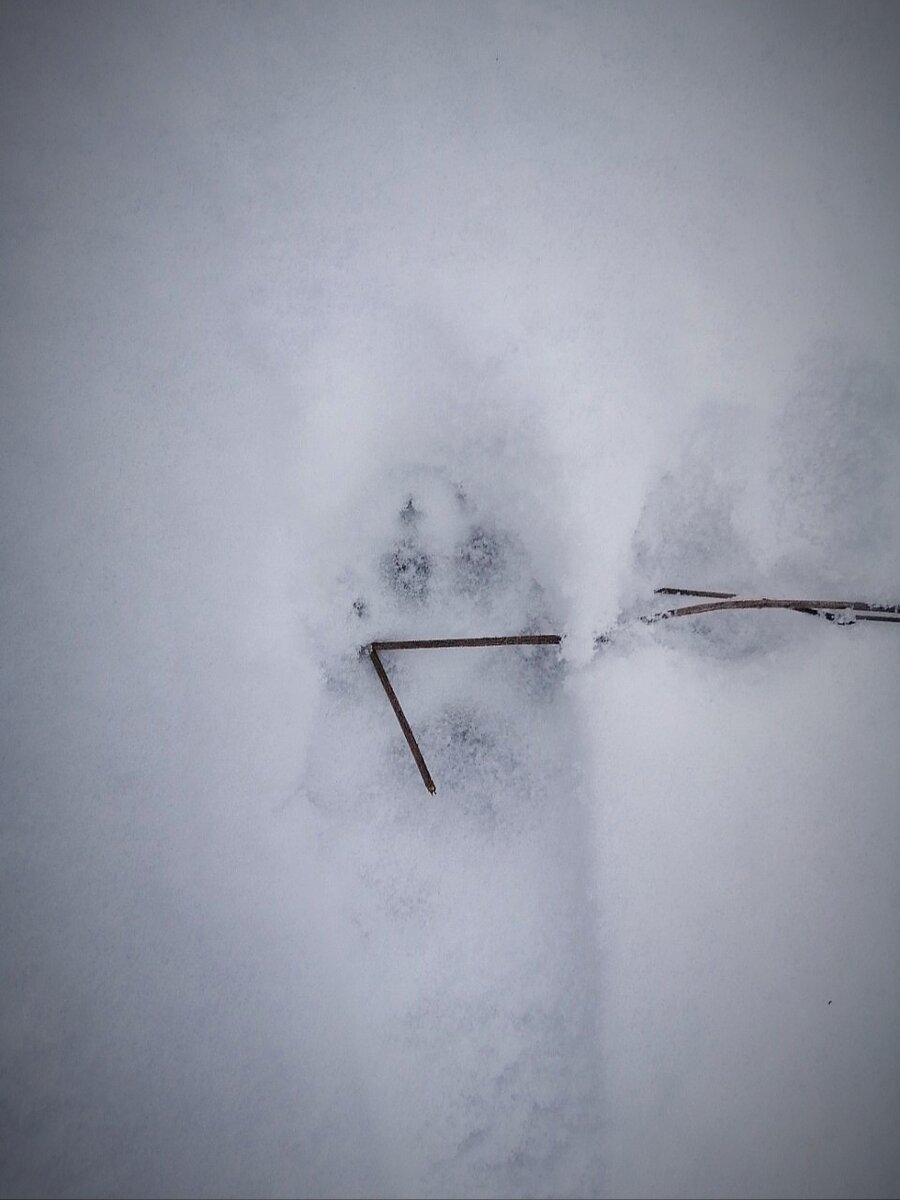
[372,635,562,651]
[655,587,737,599]
[366,601,897,793]
[647,597,900,623]
[368,647,436,794]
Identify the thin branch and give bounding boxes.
[367,634,563,794]
[655,587,737,599]
[365,594,898,793]
[647,597,900,623]
[368,647,436,794]
[593,590,900,647]
[372,634,562,651]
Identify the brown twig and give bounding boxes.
[368,634,563,793]
[372,635,562,651]
[368,646,436,794]
[367,594,898,792]
[648,595,900,623]
[655,587,737,599]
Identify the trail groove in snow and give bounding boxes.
[300,461,603,1198]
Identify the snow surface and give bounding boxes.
[2,3,899,1197]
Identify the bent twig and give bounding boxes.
[369,646,436,794]
[367,593,898,793]
[368,635,563,793]
[649,590,900,624]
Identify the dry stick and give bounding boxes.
[647,596,900,623]
[368,647,436,794]
[655,587,899,614]
[655,587,737,599]
[368,635,563,793]
[657,585,900,614]
[369,600,899,792]
[372,634,562,651]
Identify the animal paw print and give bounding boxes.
[455,527,505,595]
[384,537,432,602]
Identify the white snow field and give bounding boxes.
[2,4,899,1198]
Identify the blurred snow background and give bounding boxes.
[2,3,899,1197]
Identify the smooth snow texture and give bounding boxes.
[2,4,899,1199]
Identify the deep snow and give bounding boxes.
[2,4,899,1198]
